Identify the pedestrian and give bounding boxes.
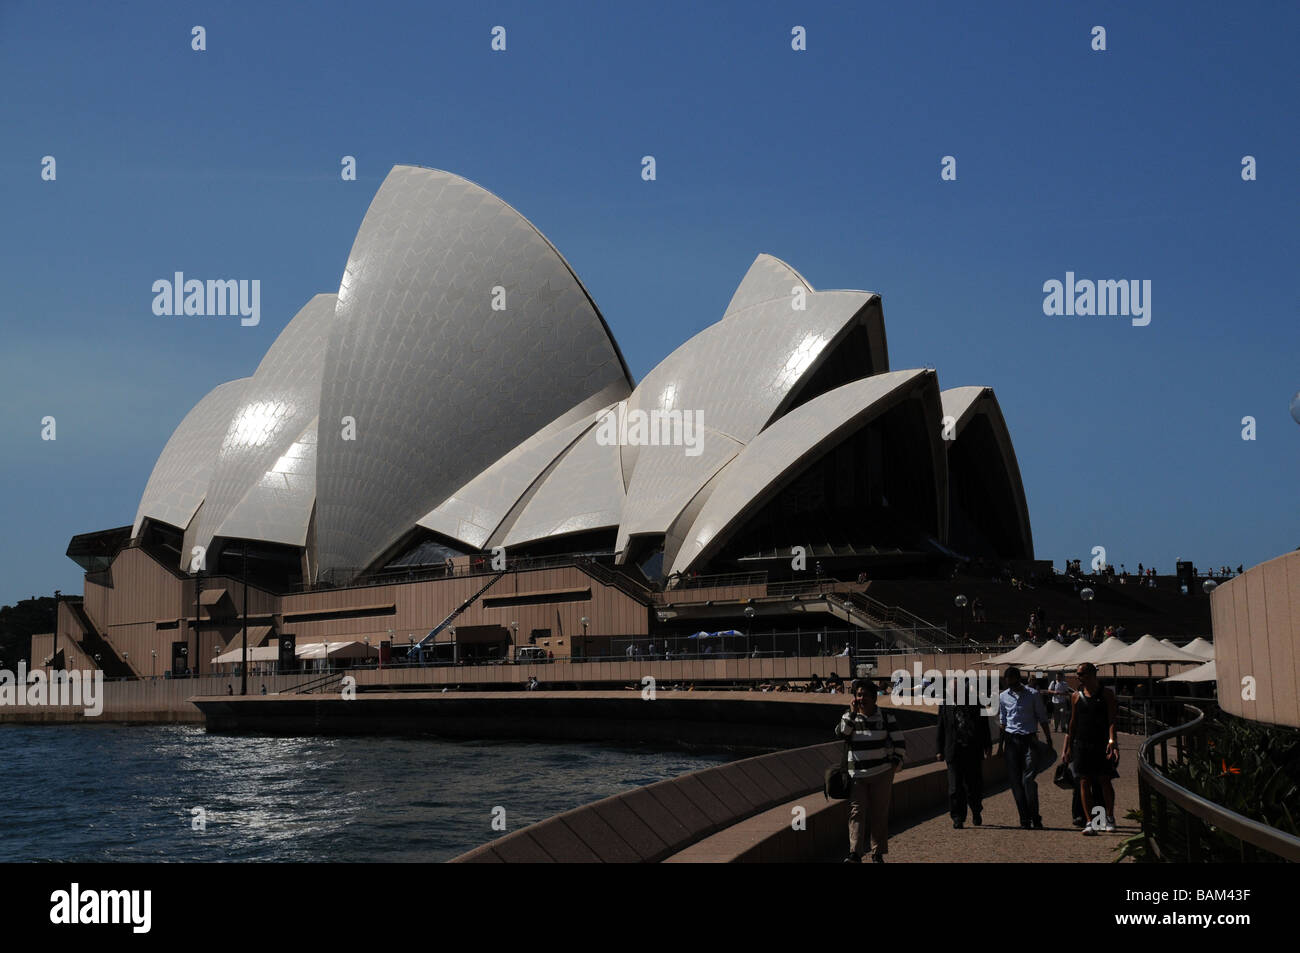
[1062,662,1119,834]
[997,665,1052,829]
[936,675,992,828]
[835,679,905,862]
[1048,671,1072,732]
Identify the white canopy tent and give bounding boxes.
[1097,634,1205,666]
[1179,637,1215,661]
[1076,636,1128,666]
[1163,659,1217,683]
[981,641,1040,665]
[1053,637,1107,666]
[211,639,377,667]
[1020,639,1072,668]
[296,640,377,660]
[211,645,279,665]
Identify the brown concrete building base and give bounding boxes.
[0,653,988,725]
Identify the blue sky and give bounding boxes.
[1,0,1296,605]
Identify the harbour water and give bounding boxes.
[0,725,736,862]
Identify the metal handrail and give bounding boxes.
[667,570,769,591]
[1138,704,1300,862]
[289,671,343,695]
[580,560,657,604]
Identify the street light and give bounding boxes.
[1202,579,1217,595]
[1081,587,1095,635]
[954,594,968,641]
[151,648,157,678]
[744,605,756,656]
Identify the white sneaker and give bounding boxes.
[1104,819,1117,832]
[1081,826,1098,836]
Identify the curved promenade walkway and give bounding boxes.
[848,732,1141,863]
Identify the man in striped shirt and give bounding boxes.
[835,679,906,862]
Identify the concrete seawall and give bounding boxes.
[452,719,1008,863]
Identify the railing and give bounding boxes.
[823,592,966,651]
[291,671,348,695]
[62,598,136,679]
[416,570,508,647]
[766,579,832,598]
[1138,704,1300,862]
[202,629,991,675]
[313,551,621,592]
[580,559,657,604]
[666,571,768,592]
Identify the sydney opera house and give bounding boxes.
[52,165,1034,675]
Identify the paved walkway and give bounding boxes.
[858,733,1142,863]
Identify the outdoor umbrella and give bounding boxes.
[1179,637,1215,660]
[1162,659,1217,683]
[1021,639,1071,670]
[1078,636,1130,667]
[1054,637,1103,666]
[982,641,1039,665]
[1103,634,1204,666]
[1093,633,1204,681]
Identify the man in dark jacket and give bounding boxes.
[935,674,992,828]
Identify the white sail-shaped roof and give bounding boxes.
[613,254,887,560]
[669,369,945,576]
[123,173,1034,589]
[417,389,624,550]
[940,385,1034,558]
[313,166,633,578]
[500,408,629,548]
[133,378,250,538]
[192,294,335,551]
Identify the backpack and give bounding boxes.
[825,723,853,800]
[953,706,977,747]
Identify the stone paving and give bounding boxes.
[854,733,1142,863]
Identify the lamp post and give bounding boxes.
[580,617,589,660]
[1081,587,1095,635]
[151,649,157,678]
[744,605,756,657]
[510,621,519,661]
[954,594,968,642]
[240,541,249,695]
[1202,579,1218,595]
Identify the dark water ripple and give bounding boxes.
[0,725,735,862]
